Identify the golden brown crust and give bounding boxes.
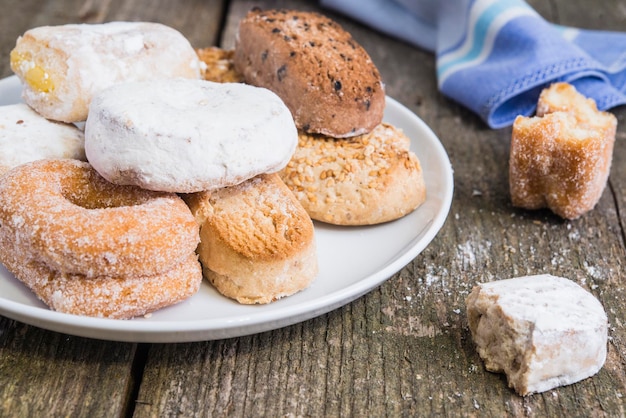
[0,242,202,319]
[0,159,203,318]
[537,82,617,142]
[279,123,426,225]
[183,173,318,304]
[196,47,244,83]
[233,9,385,138]
[509,83,616,219]
[0,159,199,278]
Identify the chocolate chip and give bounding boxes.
[261,50,268,62]
[334,80,342,91]
[277,65,287,81]
[272,28,281,33]
[339,53,353,62]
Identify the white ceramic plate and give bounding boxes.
[0,75,453,342]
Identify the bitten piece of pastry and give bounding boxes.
[183,173,318,304]
[466,274,607,396]
[10,22,202,123]
[509,82,616,219]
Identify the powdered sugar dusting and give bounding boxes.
[13,21,202,123]
[0,104,85,175]
[85,79,297,193]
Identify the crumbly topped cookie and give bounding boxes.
[280,123,426,225]
[196,47,243,83]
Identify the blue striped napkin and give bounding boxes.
[321,0,626,128]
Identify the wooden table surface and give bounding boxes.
[1,0,625,416]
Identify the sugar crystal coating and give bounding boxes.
[0,159,202,318]
[509,83,616,219]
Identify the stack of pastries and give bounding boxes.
[0,10,427,318]
[231,9,426,226]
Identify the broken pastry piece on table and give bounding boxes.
[466,274,608,396]
[509,82,617,219]
[230,8,426,225]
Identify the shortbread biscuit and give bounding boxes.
[466,274,607,396]
[279,123,426,225]
[196,47,243,83]
[183,173,318,304]
[234,9,385,138]
[509,83,616,219]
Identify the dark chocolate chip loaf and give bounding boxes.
[233,8,385,138]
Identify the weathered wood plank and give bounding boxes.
[0,0,226,79]
[1,0,625,416]
[0,1,227,417]
[0,316,138,417]
[134,0,626,416]
[0,3,137,416]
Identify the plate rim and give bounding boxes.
[0,75,454,342]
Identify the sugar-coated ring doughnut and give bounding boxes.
[0,159,199,278]
[0,237,202,319]
[0,103,86,177]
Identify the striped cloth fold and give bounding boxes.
[321,0,626,128]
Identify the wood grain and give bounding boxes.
[0,316,138,417]
[1,0,625,416]
[0,1,227,417]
